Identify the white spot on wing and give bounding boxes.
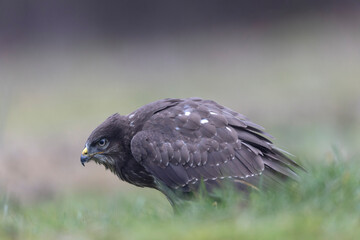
[200,119,209,124]
[128,113,135,119]
[184,111,191,116]
[175,127,180,130]
[226,126,232,132]
[210,111,217,115]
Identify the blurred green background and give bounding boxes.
[1,1,360,239]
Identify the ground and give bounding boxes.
[1,150,360,240]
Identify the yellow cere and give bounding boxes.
[82,147,88,155]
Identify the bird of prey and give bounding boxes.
[81,98,303,207]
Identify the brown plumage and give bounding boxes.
[81,98,303,207]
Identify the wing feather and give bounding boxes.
[130,98,302,192]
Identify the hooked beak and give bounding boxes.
[81,147,89,166]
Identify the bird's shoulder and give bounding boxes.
[129,98,293,190]
[130,97,257,133]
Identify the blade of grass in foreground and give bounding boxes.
[1,151,360,240]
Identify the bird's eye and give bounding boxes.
[97,138,108,147]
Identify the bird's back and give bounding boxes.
[128,98,303,204]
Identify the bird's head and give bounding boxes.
[80,113,128,170]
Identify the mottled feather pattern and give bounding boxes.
[130,98,301,192]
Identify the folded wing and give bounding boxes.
[130,98,301,192]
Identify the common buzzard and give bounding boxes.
[81,98,303,207]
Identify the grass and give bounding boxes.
[1,149,359,240]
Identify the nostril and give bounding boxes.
[82,147,88,155]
